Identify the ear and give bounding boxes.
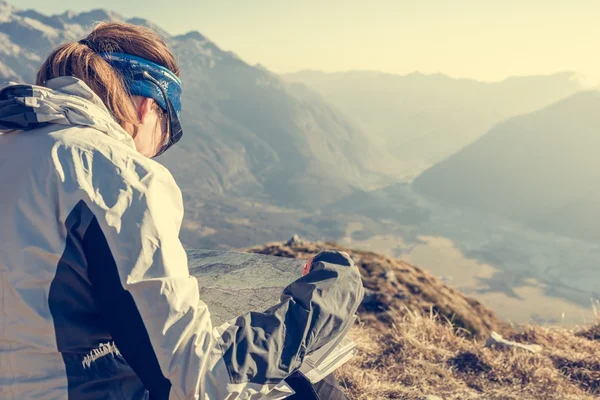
[137,97,155,123]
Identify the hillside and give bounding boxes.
[164,36,395,209]
[413,91,600,244]
[283,70,583,178]
[248,237,507,338]
[249,239,600,399]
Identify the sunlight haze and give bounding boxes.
[15,0,600,84]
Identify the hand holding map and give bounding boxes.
[302,257,314,276]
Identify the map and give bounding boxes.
[187,250,306,326]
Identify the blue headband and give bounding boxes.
[100,52,182,117]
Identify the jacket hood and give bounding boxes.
[0,76,135,149]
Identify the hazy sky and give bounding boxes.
[16,0,600,84]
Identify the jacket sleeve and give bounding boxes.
[76,149,364,400]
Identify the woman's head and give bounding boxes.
[36,22,181,157]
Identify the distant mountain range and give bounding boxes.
[284,70,583,178]
[413,91,600,243]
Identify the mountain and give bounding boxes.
[0,1,399,248]
[413,91,600,243]
[162,41,395,208]
[283,70,583,179]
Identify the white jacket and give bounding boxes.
[0,77,364,399]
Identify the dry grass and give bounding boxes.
[248,239,600,399]
[338,311,600,400]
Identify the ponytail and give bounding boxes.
[36,22,180,127]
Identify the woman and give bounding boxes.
[0,22,363,399]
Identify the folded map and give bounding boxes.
[186,249,358,398]
[187,249,305,326]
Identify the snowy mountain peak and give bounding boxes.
[0,1,16,22]
[0,1,14,11]
[62,9,125,27]
[125,17,171,39]
[176,31,208,42]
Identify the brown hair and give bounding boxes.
[36,21,180,127]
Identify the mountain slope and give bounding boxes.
[248,238,508,338]
[0,1,395,215]
[413,91,600,243]
[249,239,600,400]
[164,38,395,207]
[284,70,583,178]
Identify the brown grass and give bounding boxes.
[338,312,600,399]
[577,324,600,342]
[247,239,600,399]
